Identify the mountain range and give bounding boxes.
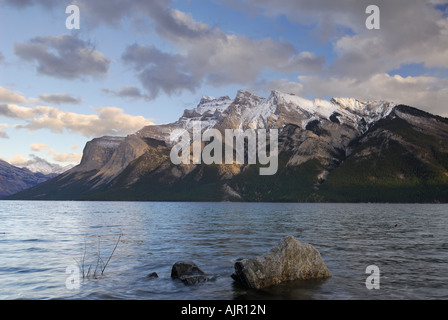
[7,90,448,203]
[0,160,54,198]
[0,156,74,198]
[15,156,74,175]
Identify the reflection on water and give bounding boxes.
[0,201,447,300]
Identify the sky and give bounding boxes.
[1,0,448,168]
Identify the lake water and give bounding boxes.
[0,201,447,300]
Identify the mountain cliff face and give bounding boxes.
[9,90,448,202]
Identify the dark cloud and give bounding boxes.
[5,0,326,98]
[122,44,200,100]
[14,34,110,80]
[121,34,322,99]
[102,86,149,100]
[1,0,60,8]
[0,129,9,139]
[5,0,323,94]
[38,93,82,105]
[115,1,326,98]
[1,0,170,29]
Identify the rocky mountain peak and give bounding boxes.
[8,88,448,203]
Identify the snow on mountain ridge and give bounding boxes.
[177,95,233,132]
[195,95,232,116]
[273,91,395,122]
[191,90,397,133]
[140,90,397,144]
[17,156,75,175]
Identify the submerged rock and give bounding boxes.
[232,236,331,289]
[171,261,211,285]
[146,272,159,279]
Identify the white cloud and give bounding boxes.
[296,73,448,116]
[0,87,28,104]
[30,143,49,151]
[0,103,35,119]
[0,104,154,138]
[10,154,29,166]
[48,149,82,164]
[242,0,448,78]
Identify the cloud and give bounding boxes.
[23,0,317,100]
[2,0,59,9]
[0,128,9,139]
[122,44,200,99]
[237,0,448,116]
[102,86,150,100]
[121,20,322,99]
[8,152,80,168]
[0,87,28,104]
[241,0,448,78]
[5,0,324,98]
[5,0,447,117]
[48,149,82,164]
[0,104,154,138]
[0,104,35,119]
[295,73,448,116]
[0,51,4,63]
[258,79,304,96]
[38,93,82,105]
[30,143,49,151]
[14,34,111,80]
[10,154,29,166]
[70,0,141,28]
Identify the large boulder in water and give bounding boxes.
[232,236,331,289]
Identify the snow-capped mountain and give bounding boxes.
[213,90,395,133]
[9,90,448,203]
[177,95,233,131]
[134,89,396,145]
[17,156,75,175]
[0,159,58,198]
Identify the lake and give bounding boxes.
[0,201,447,300]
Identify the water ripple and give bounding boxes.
[0,201,447,300]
